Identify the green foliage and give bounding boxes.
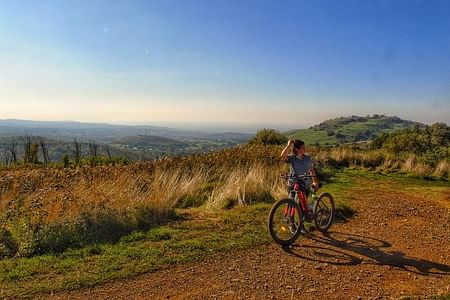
[248,128,288,146]
[0,228,18,259]
[370,123,450,165]
[62,154,70,168]
[0,202,273,298]
[286,115,424,145]
[176,182,215,208]
[0,205,169,257]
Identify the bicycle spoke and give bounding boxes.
[271,202,300,241]
[317,200,330,210]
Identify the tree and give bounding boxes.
[7,142,17,165]
[103,145,112,160]
[430,123,449,147]
[89,143,99,166]
[23,136,40,165]
[39,137,50,165]
[72,139,82,166]
[248,128,288,146]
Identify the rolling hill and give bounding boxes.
[285,115,425,145]
[0,120,252,163]
[0,119,251,143]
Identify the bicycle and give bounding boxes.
[268,174,335,245]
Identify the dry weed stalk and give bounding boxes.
[401,154,432,176]
[433,160,450,178]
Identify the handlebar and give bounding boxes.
[280,174,321,189]
[280,174,315,180]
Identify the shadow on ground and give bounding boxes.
[283,231,450,276]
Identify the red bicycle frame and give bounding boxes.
[284,182,309,218]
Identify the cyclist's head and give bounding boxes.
[293,139,305,155]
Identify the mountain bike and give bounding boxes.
[268,174,335,245]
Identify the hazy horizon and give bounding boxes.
[0,113,443,135]
[1,1,449,126]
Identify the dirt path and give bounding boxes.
[44,185,450,299]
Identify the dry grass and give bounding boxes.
[0,145,284,257]
[0,144,447,258]
[207,163,285,208]
[401,154,433,176]
[316,147,448,179]
[433,160,450,177]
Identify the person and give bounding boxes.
[280,139,319,192]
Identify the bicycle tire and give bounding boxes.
[313,192,335,232]
[268,198,303,245]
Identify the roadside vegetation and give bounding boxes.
[0,120,448,298]
[0,166,448,298]
[1,138,449,258]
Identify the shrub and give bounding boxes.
[0,228,18,258]
[248,128,288,146]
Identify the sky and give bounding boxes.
[0,0,449,131]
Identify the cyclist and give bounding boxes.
[280,139,319,194]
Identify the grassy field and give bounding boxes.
[1,168,448,298]
[285,115,422,145]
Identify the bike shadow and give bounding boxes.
[283,231,450,276]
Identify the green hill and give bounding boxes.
[285,115,425,146]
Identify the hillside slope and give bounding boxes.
[285,115,424,145]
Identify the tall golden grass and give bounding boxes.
[0,144,447,258]
[0,145,284,256]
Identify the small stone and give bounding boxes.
[314,264,323,270]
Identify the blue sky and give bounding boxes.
[0,0,449,130]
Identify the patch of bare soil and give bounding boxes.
[42,184,450,299]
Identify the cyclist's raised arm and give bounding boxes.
[280,140,294,163]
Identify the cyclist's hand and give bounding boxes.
[287,140,294,147]
[312,182,319,189]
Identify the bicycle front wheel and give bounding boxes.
[268,198,303,245]
[313,192,335,232]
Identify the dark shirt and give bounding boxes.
[287,154,314,186]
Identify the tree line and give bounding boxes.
[370,123,449,165]
[1,137,130,167]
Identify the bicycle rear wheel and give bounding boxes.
[268,198,303,245]
[313,192,335,232]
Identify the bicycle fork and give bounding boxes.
[284,204,296,218]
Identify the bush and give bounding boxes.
[248,128,288,146]
[370,123,450,165]
[0,228,18,258]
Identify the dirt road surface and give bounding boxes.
[44,187,450,299]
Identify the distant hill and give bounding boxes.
[0,120,252,163]
[115,135,186,146]
[285,115,425,145]
[0,119,194,142]
[0,119,251,143]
